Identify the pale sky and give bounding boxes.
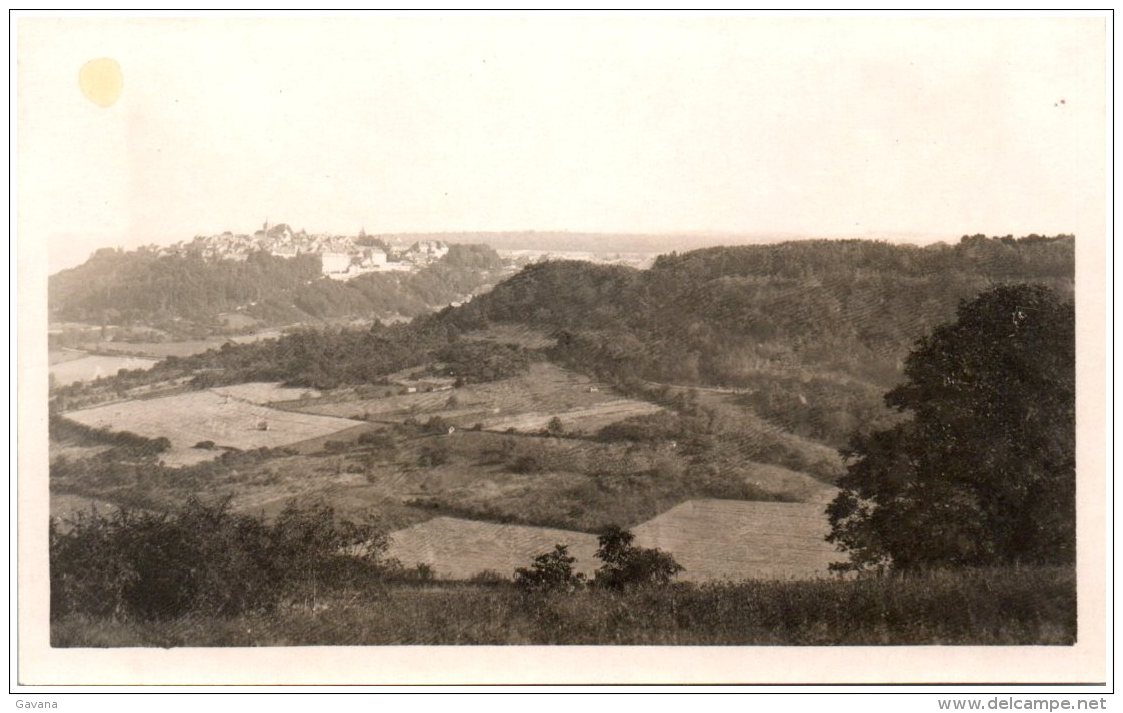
[16,15,1107,273]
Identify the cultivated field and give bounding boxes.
[62,389,362,466]
[49,350,89,366]
[738,462,838,504]
[292,362,663,434]
[485,400,663,433]
[210,382,322,404]
[386,517,600,580]
[460,324,557,349]
[632,499,840,581]
[50,354,159,387]
[384,497,840,583]
[85,329,286,359]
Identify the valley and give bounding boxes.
[45,234,1077,647]
[52,342,835,543]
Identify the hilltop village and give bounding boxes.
[149,222,451,281]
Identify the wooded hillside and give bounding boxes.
[49,244,506,330]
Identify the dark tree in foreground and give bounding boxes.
[827,284,1075,571]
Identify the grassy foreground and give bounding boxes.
[52,566,1074,647]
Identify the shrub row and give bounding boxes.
[50,499,390,621]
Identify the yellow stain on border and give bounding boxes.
[79,58,123,108]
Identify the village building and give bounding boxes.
[320,251,353,276]
[359,247,388,268]
[159,223,458,278]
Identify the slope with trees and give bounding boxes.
[445,235,1073,388]
[49,244,508,333]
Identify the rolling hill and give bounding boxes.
[51,234,1074,480]
[48,243,508,333]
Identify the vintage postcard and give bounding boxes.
[14,13,1109,686]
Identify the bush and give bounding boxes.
[49,415,171,456]
[592,526,683,590]
[422,416,452,434]
[469,569,508,585]
[513,545,586,593]
[505,442,560,474]
[418,444,450,467]
[146,437,172,454]
[384,562,435,583]
[509,454,545,474]
[356,431,396,451]
[595,411,698,443]
[193,440,216,450]
[546,417,565,436]
[477,437,516,465]
[49,499,390,621]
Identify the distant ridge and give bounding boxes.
[54,228,959,276]
[372,230,957,254]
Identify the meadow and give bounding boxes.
[209,381,324,404]
[61,388,362,466]
[50,418,820,532]
[74,329,287,359]
[630,499,839,581]
[386,517,601,580]
[660,385,848,481]
[49,354,159,387]
[382,499,839,582]
[51,566,1076,647]
[290,362,663,434]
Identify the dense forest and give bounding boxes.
[444,235,1074,388]
[48,243,507,330]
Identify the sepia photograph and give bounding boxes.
[12,11,1110,689]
